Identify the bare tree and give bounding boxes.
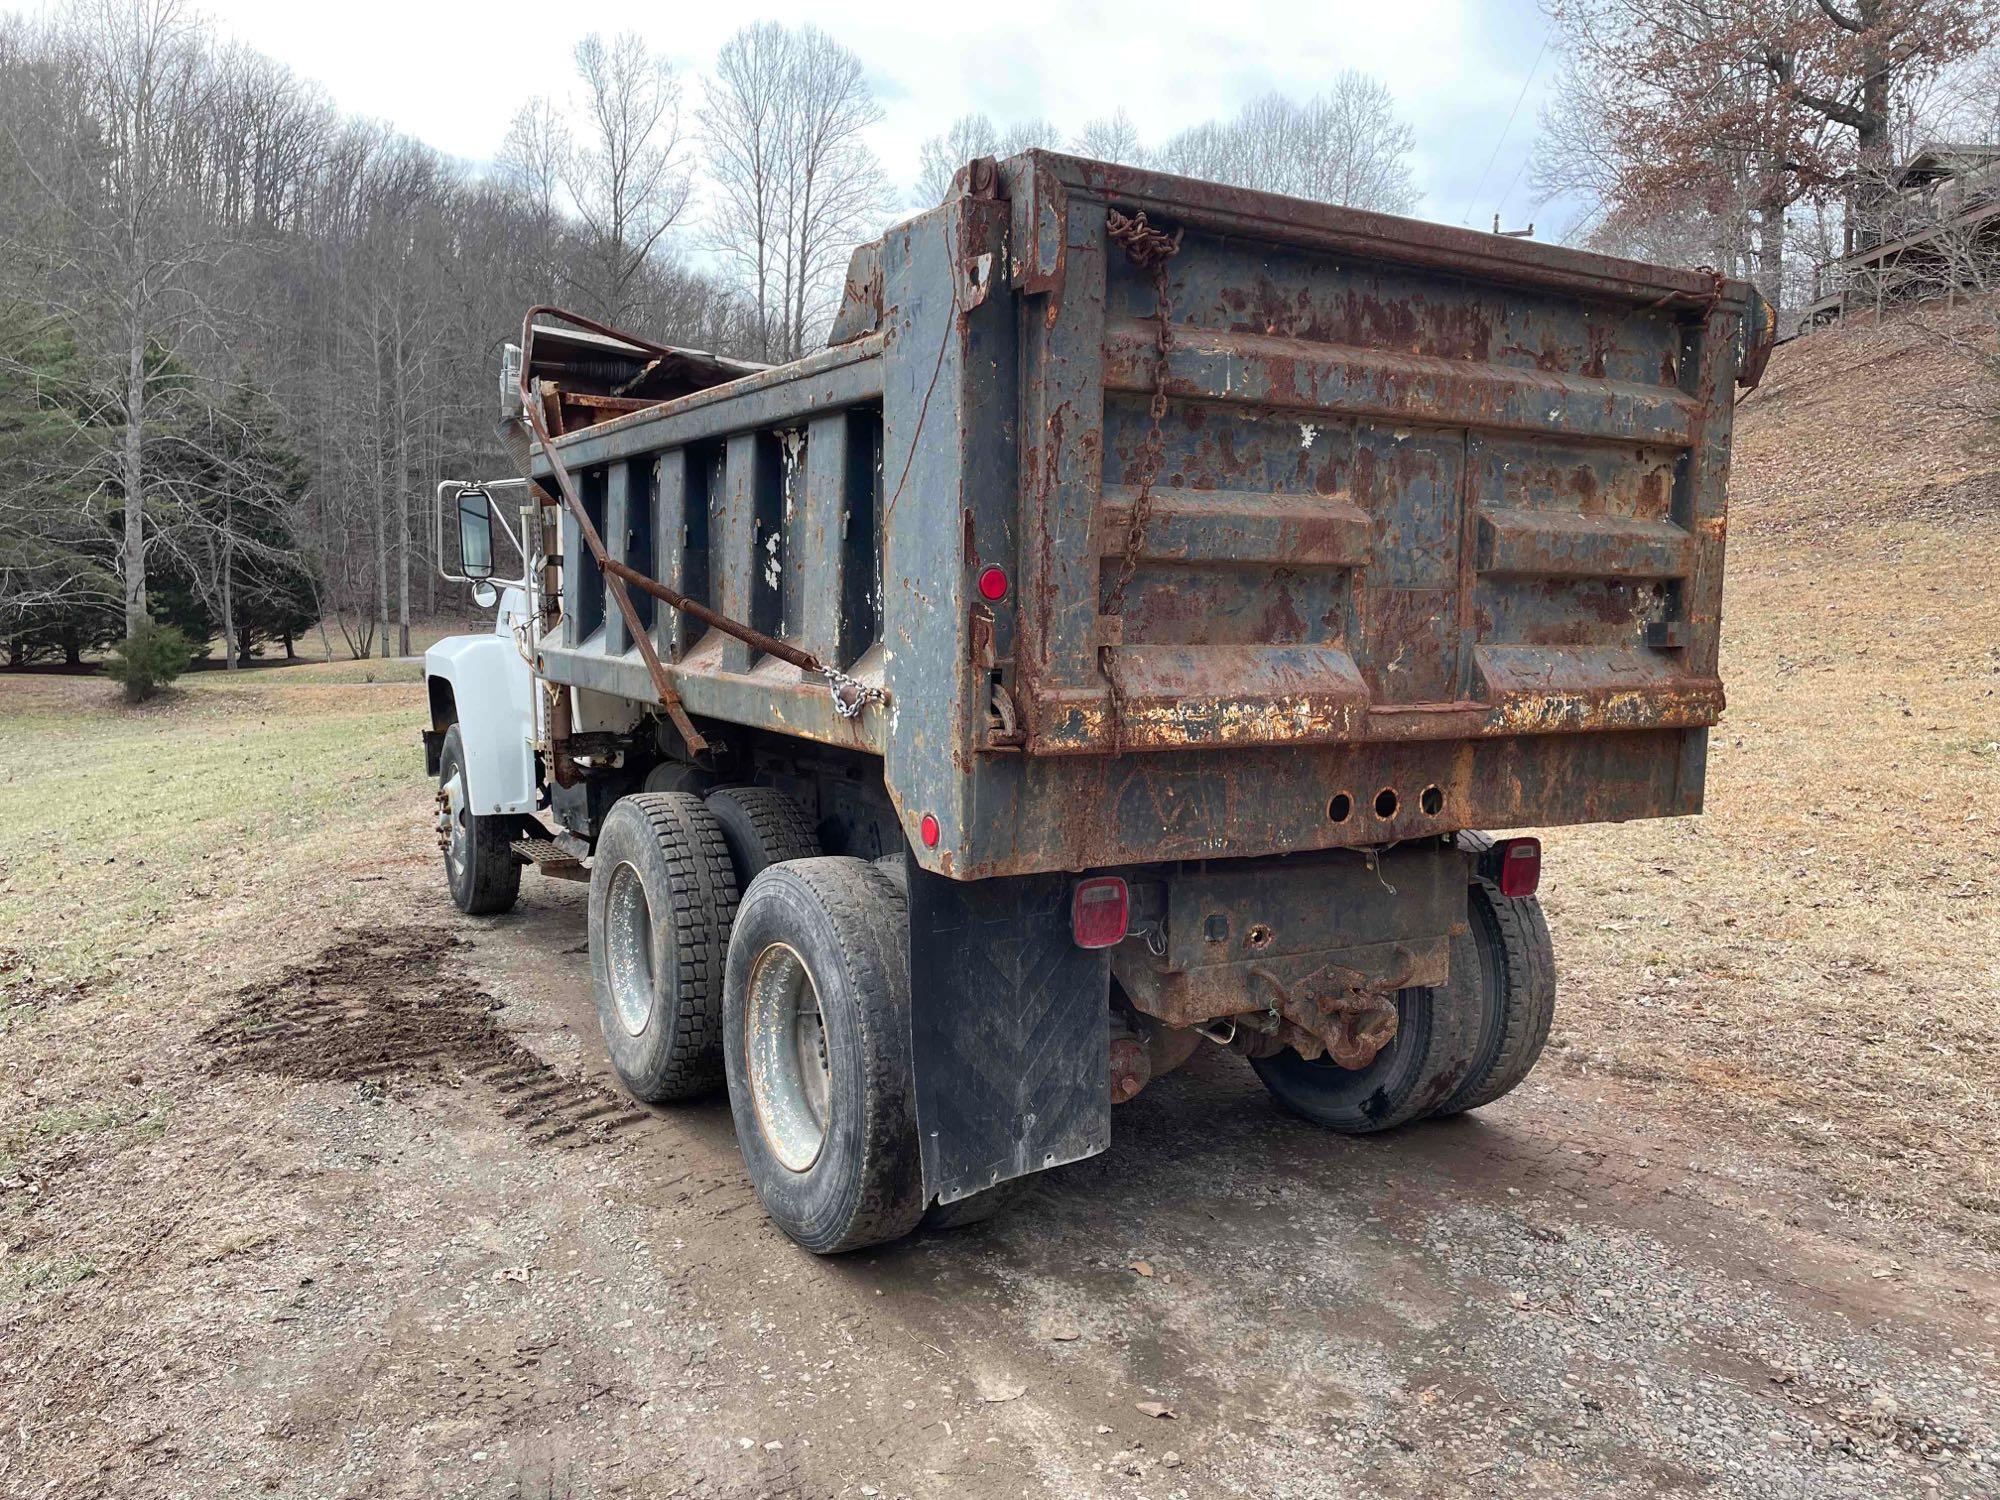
[500,95,568,226]
[912,113,1063,206]
[1073,109,1142,165]
[498,92,570,300]
[1151,77,1420,214]
[1536,0,1998,307]
[0,0,230,638]
[705,23,888,362]
[705,23,792,358]
[562,32,692,324]
[148,385,302,668]
[0,4,782,675]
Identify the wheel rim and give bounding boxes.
[604,861,658,1037]
[744,942,831,1172]
[441,770,470,888]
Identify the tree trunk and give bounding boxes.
[221,524,239,671]
[1757,172,1788,318]
[395,337,412,658]
[1851,1,1894,250]
[122,310,147,636]
[423,406,440,618]
[374,407,391,659]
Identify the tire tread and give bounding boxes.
[592,792,739,1101]
[441,725,521,916]
[725,857,923,1253]
[1437,831,1557,1115]
[704,786,822,883]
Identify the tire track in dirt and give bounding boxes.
[198,926,653,1151]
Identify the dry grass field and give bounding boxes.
[1543,308,2000,1249]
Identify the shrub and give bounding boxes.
[103,622,195,702]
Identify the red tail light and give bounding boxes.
[1071,877,1129,949]
[1495,837,1542,898]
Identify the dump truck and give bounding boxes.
[423,151,1774,1253]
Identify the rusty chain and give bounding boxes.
[1099,210,1182,752]
[1103,209,1182,620]
[822,665,888,720]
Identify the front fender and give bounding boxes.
[425,631,538,816]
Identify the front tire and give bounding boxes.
[437,724,521,916]
[588,793,740,1102]
[723,858,923,1254]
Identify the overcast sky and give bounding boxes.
[191,0,1568,237]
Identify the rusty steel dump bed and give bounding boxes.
[534,150,1770,881]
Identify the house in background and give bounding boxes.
[1798,143,2000,332]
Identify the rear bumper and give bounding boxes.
[932,725,1703,879]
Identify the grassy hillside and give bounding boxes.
[1540,301,2000,1245]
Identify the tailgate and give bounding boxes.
[1005,153,1765,757]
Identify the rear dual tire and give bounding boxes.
[587,785,830,1106]
[588,790,952,1254]
[723,858,925,1254]
[1432,832,1556,1116]
[1249,985,1452,1133]
[1252,834,1556,1133]
[587,793,739,1103]
[705,785,823,883]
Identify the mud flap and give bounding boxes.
[906,860,1111,1206]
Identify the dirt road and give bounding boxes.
[9,841,1989,1500]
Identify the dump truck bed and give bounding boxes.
[534,150,1769,879]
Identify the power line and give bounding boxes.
[1460,31,1549,226]
[1494,136,1535,223]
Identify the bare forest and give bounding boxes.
[0,1,1428,674]
[7,0,1992,677]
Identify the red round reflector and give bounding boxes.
[977,565,1009,601]
[919,813,940,847]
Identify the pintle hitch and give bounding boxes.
[1250,953,1412,1069]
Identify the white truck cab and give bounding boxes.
[421,585,537,817]
[422,479,553,915]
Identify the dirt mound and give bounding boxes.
[1733,298,2000,536]
[201,927,649,1148]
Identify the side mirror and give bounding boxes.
[457,488,495,579]
[470,579,499,609]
